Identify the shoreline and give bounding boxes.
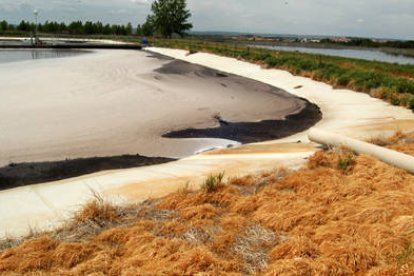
[164,101,321,143]
[243,41,414,59]
[0,44,141,50]
[0,155,174,190]
[246,43,414,65]
[0,36,139,49]
[0,49,318,187]
[0,100,320,189]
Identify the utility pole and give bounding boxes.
[33,9,39,46]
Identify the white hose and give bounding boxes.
[308,128,414,174]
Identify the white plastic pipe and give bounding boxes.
[308,128,414,174]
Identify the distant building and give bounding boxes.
[330,37,352,43]
[300,38,321,43]
[372,39,388,44]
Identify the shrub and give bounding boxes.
[390,94,401,106]
[188,48,198,55]
[395,79,414,94]
[398,94,413,107]
[396,242,414,265]
[75,192,120,224]
[409,98,414,111]
[337,151,355,172]
[201,172,225,192]
[337,74,351,86]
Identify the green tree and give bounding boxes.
[95,21,103,34]
[0,20,9,33]
[126,22,133,35]
[103,24,112,35]
[68,21,84,35]
[150,0,192,38]
[17,20,30,32]
[59,22,67,33]
[136,24,142,35]
[140,15,154,36]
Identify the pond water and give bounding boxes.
[0,49,89,64]
[250,44,414,65]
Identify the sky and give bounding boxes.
[0,0,413,40]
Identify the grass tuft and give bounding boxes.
[201,172,225,193]
[337,150,355,172]
[75,193,120,225]
[233,224,281,274]
[396,242,414,265]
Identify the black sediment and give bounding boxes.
[157,59,322,143]
[163,101,321,143]
[0,155,174,190]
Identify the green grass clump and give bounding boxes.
[396,242,414,265]
[410,99,414,111]
[201,172,225,193]
[337,151,355,172]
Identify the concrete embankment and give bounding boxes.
[0,37,141,49]
[0,43,141,50]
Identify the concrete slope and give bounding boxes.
[1,48,414,239]
[0,147,312,238]
[147,48,414,142]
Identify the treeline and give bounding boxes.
[320,38,414,49]
[0,20,135,36]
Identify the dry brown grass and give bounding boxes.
[370,131,414,156]
[1,134,413,275]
